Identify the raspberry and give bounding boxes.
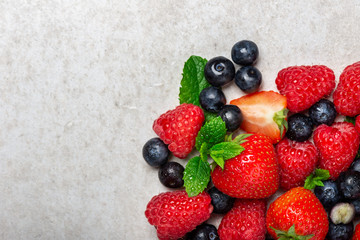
[275,65,335,112]
[153,103,204,159]
[145,190,212,240]
[333,61,360,117]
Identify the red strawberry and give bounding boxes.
[356,115,360,134]
[275,65,335,113]
[313,122,360,179]
[218,199,267,240]
[333,62,360,116]
[211,133,279,198]
[276,138,318,190]
[353,223,360,240]
[266,187,328,240]
[230,91,287,144]
[144,190,213,240]
[153,103,204,159]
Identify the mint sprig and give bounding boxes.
[179,55,209,106]
[195,116,227,150]
[183,156,211,197]
[209,142,244,169]
[270,225,314,240]
[304,169,330,190]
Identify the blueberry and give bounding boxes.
[218,105,243,132]
[186,223,219,240]
[204,56,235,87]
[285,113,313,142]
[234,66,262,93]
[337,170,360,200]
[349,158,360,172]
[231,40,259,66]
[158,162,184,188]
[199,86,226,113]
[208,187,235,214]
[309,99,337,126]
[142,138,169,167]
[327,220,354,240]
[314,180,343,210]
[350,199,360,216]
[330,203,355,224]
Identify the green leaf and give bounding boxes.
[345,116,356,125]
[179,56,209,106]
[270,225,314,240]
[209,142,244,169]
[304,169,330,190]
[199,142,209,162]
[232,133,253,145]
[273,108,289,137]
[204,111,218,122]
[195,116,227,151]
[183,156,211,197]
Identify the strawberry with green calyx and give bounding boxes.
[304,168,330,190]
[266,187,329,240]
[230,90,288,144]
[183,117,249,197]
[211,133,279,199]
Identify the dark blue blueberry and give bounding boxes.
[142,138,169,167]
[326,220,354,240]
[208,187,235,214]
[350,158,360,172]
[158,162,184,188]
[337,170,360,200]
[204,56,235,87]
[309,99,337,126]
[218,105,243,132]
[285,113,313,142]
[186,223,219,240]
[234,66,262,93]
[314,180,343,210]
[350,199,360,216]
[231,40,259,66]
[199,86,226,113]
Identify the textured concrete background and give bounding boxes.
[1,0,360,239]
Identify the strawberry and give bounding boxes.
[144,190,213,240]
[275,65,335,113]
[276,138,318,190]
[230,91,287,144]
[211,133,279,199]
[313,122,360,180]
[333,61,360,117]
[218,199,267,240]
[266,187,328,240]
[356,115,360,134]
[353,223,360,240]
[153,103,204,159]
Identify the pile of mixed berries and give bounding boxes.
[142,40,360,240]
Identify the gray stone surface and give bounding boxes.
[1,0,360,239]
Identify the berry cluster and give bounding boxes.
[142,40,360,240]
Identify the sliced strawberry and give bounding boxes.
[230,91,287,144]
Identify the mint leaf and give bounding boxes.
[273,108,289,137]
[204,111,218,122]
[199,142,209,162]
[179,56,209,106]
[195,116,227,151]
[304,169,330,190]
[232,133,253,145]
[345,116,356,125]
[183,156,211,197]
[210,142,244,169]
